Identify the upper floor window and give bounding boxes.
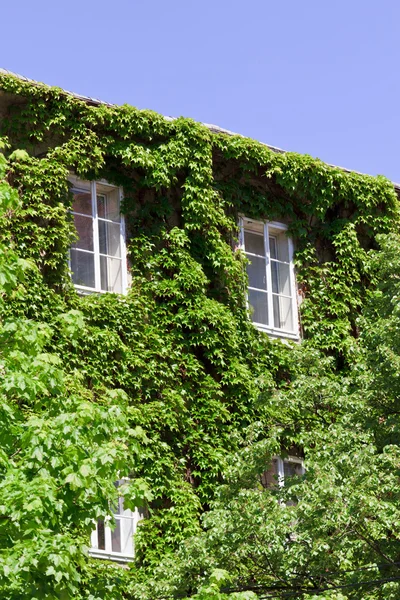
[69,176,127,294]
[90,482,143,563]
[240,218,299,339]
[262,456,304,507]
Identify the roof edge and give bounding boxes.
[1,67,399,191]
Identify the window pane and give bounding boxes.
[70,249,95,288]
[98,220,121,257]
[97,520,105,550]
[271,260,291,296]
[246,255,267,290]
[284,460,303,504]
[97,195,106,219]
[111,492,135,556]
[109,496,120,516]
[270,230,290,262]
[100,256,122,293]
[261,458,279,488]
[248,289,268,325]
[72,190,92,216]
[273,295,293,331]
[269,236,277,259]
[244,231,265,255]
[111,495,124,516]
[111,518,121,553]
[284,461,303,480]
[120,515,135,556]
[97,188,120,221]
[71,214,94,251]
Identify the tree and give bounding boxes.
[0,143,151,599]
[139,234,400,600]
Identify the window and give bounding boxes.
[261,456,305,505]
[69,176,127,294]
[261,456,304,488]
[90,484,143,562]
[239,218,298,339]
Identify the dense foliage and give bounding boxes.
[0,72,400,598]
[0,144,150,598]
[142,235,400,598]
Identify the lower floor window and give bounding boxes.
[90,491,143,562]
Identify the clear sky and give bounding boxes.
[2,0,400,182]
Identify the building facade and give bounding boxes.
[0,68,399,572]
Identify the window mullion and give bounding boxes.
[104,518,113,552]
[92,181,101,291]
[90,526,98,550]
[288,236,298,337]
[133,508,139,535]
[240,217,251,315]
[120,188,128,294]
[238,217,244,249]
[277,457,285,488]
[264,224,273,329]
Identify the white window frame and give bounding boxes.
[89,482,143,563]
[276,456,305,487]
[261,455,305,494]
[239,217,299,340]
[69,177,128,294]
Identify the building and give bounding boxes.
[0,68,399,568]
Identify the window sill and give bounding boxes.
[253,323,300,342]
[89,549,134,563]
[74,285,127,296]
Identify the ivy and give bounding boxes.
[0,71,400,597]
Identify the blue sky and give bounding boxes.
[2,0,400,181]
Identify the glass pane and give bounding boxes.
[110,495,120,516]
[284,461,303,480]
[97,520,105,550]
[273,295,293,331]
[246,255,267,290]
[271,260,291,296]
[71,214,94,251]
[112,496,124,516]
[70,249,95,288]
[98,220,121,257]
[100,256,122,293]
[269,236,277,259]
[111,518,121,553]
[120,515,135,556]
[248,289,268,325]
[97,187,120,221]
[261,458,279,488]
[72,190,92,216]
[269,230,290,262]
[97,195,106,219]
[244,231,265,256]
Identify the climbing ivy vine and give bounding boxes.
[0,72,399,598]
